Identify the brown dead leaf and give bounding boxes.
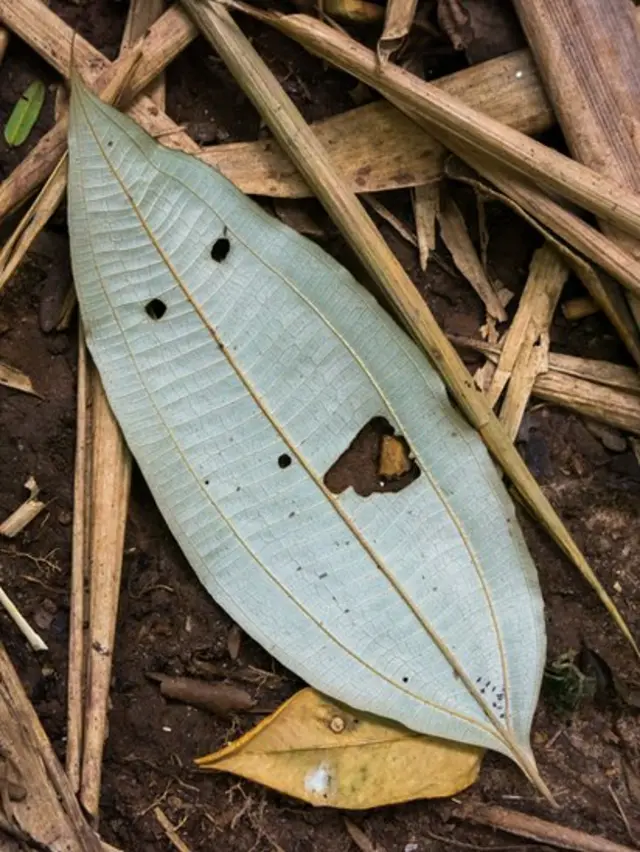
[437,0,473,50]
[344,818,383,852]
[196,688,482,808]
[147,673,254,716]
[0,359,38,396]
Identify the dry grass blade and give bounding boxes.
[443,158,640,366]
[363,193,417,246]
[0,359,37,395]
[0,476,45,538]
[225,6,640,243]
[437,188,507,321]
[0,643,103,852]
[457,803,639,852]
[487,245,566,405]
[413,181,439,271]
[0,586,47,651]
[181,1,636,771]
[378,0,418,62]
[66,333,90,791]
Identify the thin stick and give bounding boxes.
[457,803,639,852]
[224,4,640,243]
[0,585,47,651]
[180,0,635,790]
[154,807,194,852]
[67,331,91,790]
[122,0,166,109]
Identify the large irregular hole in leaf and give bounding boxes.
[323,417,420,497]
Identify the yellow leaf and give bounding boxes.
[196,689,483,808]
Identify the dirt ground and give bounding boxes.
[1,1,640,850]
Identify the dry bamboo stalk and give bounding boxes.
[487,244,567,406]
[457,803,639,852]
[66,332,91,791]
[512,0,640,327]
[80,373,131,818]
[0,643,104,852]
[442,156,640,366]
[378,0,418,62]
[222,4,640,364]
[437,188,507,321]
[122,0,166,109]
[562,296,598,322]
[413,182,439,271]
[182,1,637,754]
[499,339,548,441]
[225,5,640,242]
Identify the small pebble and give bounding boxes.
[58,509,72,526]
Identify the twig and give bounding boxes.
[179,0,633,789]
[457,803,639,852]
[0,585,47,651]
[154,807,194,852]
[0,476,45,538]
[363,193,417,246]
[123,0,166,109]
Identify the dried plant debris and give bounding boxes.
[147,673,254,716]
[0,477,45,538]
[0,360,38,396]
[3,79,46,147]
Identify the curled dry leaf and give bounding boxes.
[148,673,254,716]
[196,688,482,808]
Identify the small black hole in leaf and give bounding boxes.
[278,454,292,469]
[145,299,167,320]
[211,237,231,262]
[107,140,114,148]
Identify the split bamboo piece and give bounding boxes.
[0,643,104,852]
[437,188,506,320]
[413,182,439,271]
[220,3,640,366]
[181,5,637,762]
[512,0,640,327]
[487,244,567,402]
[0,476,45,537]
[454,337,640,436]
[123,0,166,109]
[378,0,418,62]
[0,359,37,395]
[495,246,568,441]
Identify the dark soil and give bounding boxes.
[1,2,640,851]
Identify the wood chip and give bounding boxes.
[0,476,45,538]
[148,673,254,715]
[0,360,38,396]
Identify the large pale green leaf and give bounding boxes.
[67,81,546,785]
